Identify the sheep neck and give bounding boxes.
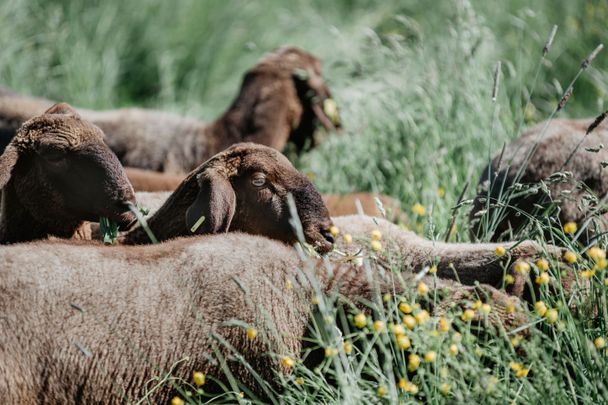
[0,180,81,244]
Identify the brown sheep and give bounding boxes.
[0,216,545,403]
[0,103,136,244]
[0,47,341,174]
[121,142,335,253]
[470,117,608,241]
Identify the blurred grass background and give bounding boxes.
[1,0,606,241]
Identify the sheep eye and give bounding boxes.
[251,174,266,187]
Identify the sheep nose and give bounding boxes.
[322,229,334,244]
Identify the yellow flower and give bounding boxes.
[474,346,483,357]
[452,332,462,343]
[329,226,339,237]
[511,336,521,347]
[412,203,426,216]
[383,293,391,302]
[510,362,522,372]
[171,397,185,405]
[472,300,482,310]
[377,385,386,398]
[343,233,353,244]
[536,258,549,271]
[534,301,547,317]
[403,315,416,330]
[391,323,406,335]
[545,308,558,324]
[325,347,338,357]
[353,313,367,328]
[495,246,506,257]
[506,301,516,314]
[516,368,530,378]
[504,274,515,285]
[563,221,577,234]
[424,351,437,363]
[581,269,596,279]
[588,246,606,261]
[415,310,430,325]
[192,371,206,386]
[399,302,413,314]
[281,356,295,368]
[535,272,550,285]
[399,378,418,394]
[370,240,383,252]
[246,327,258,340]
[479,303,492,315]
[371,229,382,241]
[438,317,450,333]
[448,343,459,356]
[295,377,305,385]
[397,334,411,350]
[461,309,475,322]
[285,279,292,290]
[343,340,353,354]
[429,264,438,274]
[595,337,606,349]
[514,261,530,275]
[373,320,385,332]
[437,187,446,198]
[311,295,319,305]
[417,281,429,296]
[597,258,607,269]
[604,278,608,287]
[408,353,421,372]
[440,382,450,395]
[564,250,577,264]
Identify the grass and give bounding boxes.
[2,0,608,403]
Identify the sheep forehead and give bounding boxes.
[14,115,104,150]
[258,47,321,74]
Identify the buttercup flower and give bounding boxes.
[353,313,367,328]
[495,246,506,257]
[412,203,426,216]
[192,371,206,387]
[563,221,577,234]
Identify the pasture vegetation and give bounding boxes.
[2,0,608,403]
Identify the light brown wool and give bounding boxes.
[0,216,544,404]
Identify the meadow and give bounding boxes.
[1,0,608,403]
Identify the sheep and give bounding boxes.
[0,102,136,244]
[470,117,608,241]
[0,215,546,403]
[0,47,341,174]
[120,142,335,253]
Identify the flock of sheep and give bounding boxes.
[0,46,606,403]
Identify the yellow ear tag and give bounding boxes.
[190,216,206,233]
[323,98,340,126]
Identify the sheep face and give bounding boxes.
[184,143,334,252]
[249,47,342,152]
[1,103,137,231]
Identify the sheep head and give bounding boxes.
[132,143,334,252]
[0,103,137,239]
[246,47,342,153]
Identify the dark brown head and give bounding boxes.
[134,143,334,252]
[238,47,342,153]
[0,103,137,241]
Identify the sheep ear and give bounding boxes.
[0,144,19,189]
[44,102,80,118]
[185,169,236,234]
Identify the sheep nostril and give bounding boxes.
[322,230,334,244]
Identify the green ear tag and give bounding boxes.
[190,215,206,233]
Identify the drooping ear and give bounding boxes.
[185,168,236,234]
[0,144,19,189]
[44,102,80,118]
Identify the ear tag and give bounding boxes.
[190,215,206,233]
[323,98,341,126]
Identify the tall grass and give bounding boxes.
[2,0,608,403]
